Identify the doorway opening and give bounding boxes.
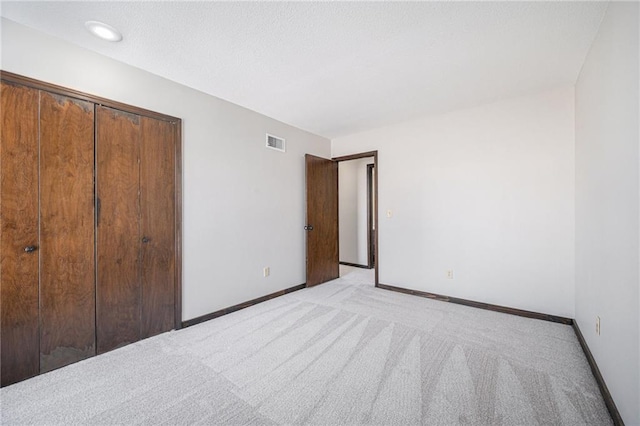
[303,151,378,288]
[334,152,378,286]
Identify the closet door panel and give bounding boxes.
[96,106,141,354]
[140,117,176,338]
[39,92,96,372]
[0,82,40,386]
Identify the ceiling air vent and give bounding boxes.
[266,133,285,152]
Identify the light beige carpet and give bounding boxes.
[1,267,611,425]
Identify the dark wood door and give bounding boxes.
[96,106,142,354]
[0,74,181,386]
[0,82,40,386]
[140,116,176,339]
[39,92,96,372]
[305,154,339,287]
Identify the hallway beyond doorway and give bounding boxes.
[339,264,374,285]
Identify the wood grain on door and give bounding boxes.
[305,154,339,287]
[96,106,142,354]
[39,92,96,372]
[140,116,176,339]
[0,82,41,386]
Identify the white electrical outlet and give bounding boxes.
[263,267,270,277]
[596,316,600,335]
[446,269,454,279]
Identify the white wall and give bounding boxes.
[338,160,358,264]
[575,2,639,424]
[0,18,331,321]
[339,158,371,266]
[355,160,373,266]
[333,87,576,318]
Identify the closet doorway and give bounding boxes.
[0,72,182,387]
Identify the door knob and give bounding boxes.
[142,237,150,243]
[304,225,314,231]
[24,245,37,253]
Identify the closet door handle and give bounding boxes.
[24,245,37,253]
[142,237,150,244]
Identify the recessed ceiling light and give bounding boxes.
[85,21,122,42]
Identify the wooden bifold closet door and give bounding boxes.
[39,91,96,373]
[96,106,176,354]
[1,82,41,386]
[1,82,96,385]
[1,74,181,387]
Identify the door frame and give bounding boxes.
[333,151,379,286]
[367,163,375,269]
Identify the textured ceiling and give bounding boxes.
[1,1,608,138]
